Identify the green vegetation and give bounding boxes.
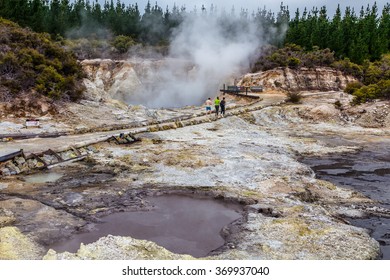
[111,35,136,54]
[1,1,388,64]
[343,54,390,104]
[285,3,390,64]
[331,58,363,77]
[253,45,390,104]
[334,100,342,109]
[252,44,335,72]
[286,91,302,103]
[0,1,389,104]
[344,81,364,95]
[0,17,84,101]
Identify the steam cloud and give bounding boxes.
[126,13,269,108]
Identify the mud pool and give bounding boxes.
[301,136,390,259]
[48,195,243,258]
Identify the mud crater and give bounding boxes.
[7,167,264,257]
[47,193,246,258]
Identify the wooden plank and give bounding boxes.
[0,149,23,162]
[70,146,82,156]
[47,149,64,162]
[30,153,48,167]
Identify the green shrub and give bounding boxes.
[1,79,21,93]
[352,84,381,104]
[377,79,390,99]
[36,66,65,98]
[287,57,301,68]
[363,63,383,85]
[269,52,288,67]
[331,58,363,78]
[344,81,363,94]
[0,18,85,101]
[286,91,302,103]
[112,35,135,54]
[251,44,335,72]
[0,51,19,75]
[349,54,390,104]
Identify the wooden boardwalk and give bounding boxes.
[0,94,286,175]
[219,91,261,99]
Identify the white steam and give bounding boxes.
[126,13,266,108]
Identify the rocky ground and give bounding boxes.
[1,61,390,260]
[0,90,253,138]
[1,86,389,259]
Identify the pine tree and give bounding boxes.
[285,9,301,46]
[123,3,141,39]
[328,5,343,57]
[140,1,165,45]
[91,0,103,24]
[378,3,390,53]
[0,0,29,26]
[48,0,62,35]
[275,3,290,47]
[29,0,47,32]
[316,6,329,49]
[341,6,358,59]
[364,2,381,61]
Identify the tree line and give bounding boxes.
[0,0,180,45]
[0,1,389,103]
[0,1,389,64]
[285,2,390,64]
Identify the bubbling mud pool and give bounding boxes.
[48,194,243,258]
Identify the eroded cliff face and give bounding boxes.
[81,59,358,105]
[238,67,357,92]
[81,59,142,102]
[80,59,195,105]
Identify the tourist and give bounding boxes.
[205,97,213,114]
[220,97,226,117]
[214,96,220,117]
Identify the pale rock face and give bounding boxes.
[81,60,357,106]
[108,66,141,101]
[44,235,195,260]
[80,59,191,103]
[81,59,142,102]
[219,211,380,260]
[0,227,44,260]
[239,67,356,92]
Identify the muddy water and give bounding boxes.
[48,195,243,258]
[301,136,390,259]
[23,171,63,184]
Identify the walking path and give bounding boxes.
[0,93,286,161]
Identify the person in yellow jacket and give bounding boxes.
[214,96,220,117]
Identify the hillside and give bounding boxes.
[0,18,84,116]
